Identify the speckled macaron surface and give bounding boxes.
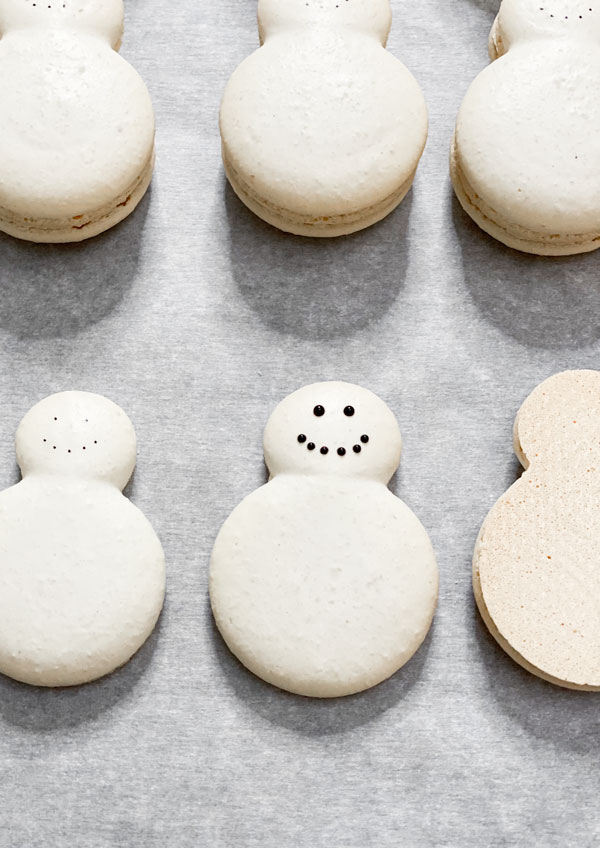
[219,0,428,237]
[210,382,438,698]
[474,370,600,689]
[0,392,165,687]
[0,0,155,243]
[452,0,600,255]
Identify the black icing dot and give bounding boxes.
[360,434,369,444]
[67,449,71,454]
[307,442,315,451]
[53,417,57,421]
[53,446,56,450]
[343,406,355,417]
[94,440,97,444]
[337,447,346,456]
[320,446,329,455]
[353,444,361,454]
[297,434,307,444]
[43,439,46,442]
[313,405,325,417]
[82,446,86,450]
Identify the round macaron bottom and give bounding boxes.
[472,535,600,691]
[450,136,600,256]
[223,147,417,238]
[0,147,155,244]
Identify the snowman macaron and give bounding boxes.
[210,382,438,698]
[220,0,428,237]
[452,0,600,254]
[0,0,154,242]
[474,371,600,689]
[0,392,165,687]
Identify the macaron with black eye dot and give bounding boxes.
[210,380,438,698]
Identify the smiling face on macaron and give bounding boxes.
[498,0,600,46]
[263,382,402,483]
[257,0,391,42]
[15,391,136,490]
[0,0,123,43]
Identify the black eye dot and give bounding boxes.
[353,444,361,454]
[297,434,307,444]
[307,442,315,451]
[361,435,369,444]
[53,417,57,421]
[43,439,46,442]
[320,446,329,455]
[337,447,346,456]
[313,405,325,417]
[343,406,355,417]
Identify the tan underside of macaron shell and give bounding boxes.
[0,148,154,244]
[473,370,600,689]
[450,136,600,256]
[224,149,417,238]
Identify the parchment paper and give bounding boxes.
[0,1,598,845]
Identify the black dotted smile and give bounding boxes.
[298,402,370,458]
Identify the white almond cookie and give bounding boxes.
[452,0,600,255]
[220,0,428,237]
[0,0,155,242]
[0,392,165,687]
[210,382,438,698]
[474,370,600,689]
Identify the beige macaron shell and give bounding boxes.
[210,381,438,698]
[0,9,154,241]
[220,3,427,236]
[473,370,600,689]
[452,2,600,254]
[0,391,165,687]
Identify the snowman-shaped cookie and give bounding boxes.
[210,382,438,698]
[0,0,154,242]
[220,0,428,237]
[474,371,600,689]
[452,0,600,255]
[0,392,165,686]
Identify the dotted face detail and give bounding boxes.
[297,402,370,460]
[497,0,600,44]
[16,391,136,490]
[257,0,392,40]
[0,0,124,40]
[264,381,403,483]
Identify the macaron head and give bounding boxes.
[497,0,600,48]
[514,370,600,471]
[16,391,136,490]
[0,0,123,47]
[258,0,392,44]
[263,382,402,484]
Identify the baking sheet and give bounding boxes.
[0,0,598,845]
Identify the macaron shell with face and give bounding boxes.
[473,370,600,689]
[0,392,165,687]
[0,0,155,242]
[451,0,600,255]
[219,0,428,237]
[210,382,438,698]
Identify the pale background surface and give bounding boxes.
[0,1,598,845]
